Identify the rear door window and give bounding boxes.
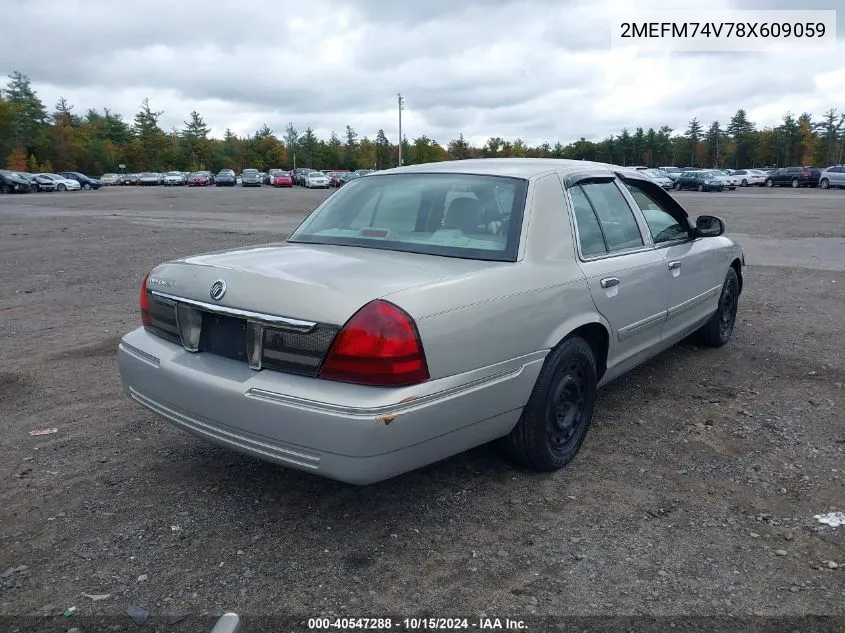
[579,181,644,253]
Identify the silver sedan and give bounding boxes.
[118,159,745,485]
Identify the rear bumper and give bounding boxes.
[117,328,539,484]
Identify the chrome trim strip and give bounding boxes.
[668,285,721,318]
[246,366,524,416]
[617,310,667,342]
[150,290,317,332]
[129,387,320,469]
[120,342,160,367]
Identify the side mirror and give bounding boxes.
[696,215,725,237]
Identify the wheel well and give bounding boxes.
[563,323,609,381]
[731,258,743,294]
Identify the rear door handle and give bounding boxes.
[600,277,619,288]
[668,261,682,270]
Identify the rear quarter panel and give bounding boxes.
[388,174,610,381]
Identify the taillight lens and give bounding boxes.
[140,274,152,326]
[318,300,429,387]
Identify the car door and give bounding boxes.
[566,178,669,376]
[831,166,845,187]
[620,177,722,343]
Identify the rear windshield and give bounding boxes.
[288,173,528,262]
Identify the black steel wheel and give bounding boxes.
[505,336,597,471]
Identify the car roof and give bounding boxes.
[375,158,644,180]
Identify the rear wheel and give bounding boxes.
[791,178,799,188]
[765,179,773,187]
[697,183,704,192]
[83,183,91,190]
[505,336,597,471]
[57,183,66,192]
[741,179,748,186]
[698,267,740,347]
[820,179,829,189]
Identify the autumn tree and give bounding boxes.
[5,146,27,170]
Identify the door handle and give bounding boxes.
[668,261,682,270]
[600,277,619,289]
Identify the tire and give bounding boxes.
[674,182,681,191]
[791,178,799,188]
[82,183,91,190]
[57,184,66,192]
[820,179,830,189]
[697,267,740,347]
[505,336,597,471]
[741,179,748,186]
[697,183,704,192]
[765,179,773,187]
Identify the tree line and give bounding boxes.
[1,71,844,176]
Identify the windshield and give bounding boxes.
[167,171,181,176]
[289,173,528,262]
[243,170,258,175]
[643,169,664,178]
[142,173,157,177]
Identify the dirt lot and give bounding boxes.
[1,185,843,626]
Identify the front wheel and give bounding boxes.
[83,183,91,190]
[505,336,597,471]
[820,179,829,189]
[57,184,66,192]
[698,267,740,347]
[791,178,799,188]
[741,179,748,186]
[697,183,704,192]
[765,179,773,187]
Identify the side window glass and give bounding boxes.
[580,182,644,252]
[569,185,607,256]
[624,182,689,244]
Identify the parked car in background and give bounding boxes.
[57,171,101,190]
[14,171,56,192]
[658,166,683,181]
[198,170,215,184]
[640,168,674,189]
[272,172,294,187]
[215,169,237,186]
[337,172,361,187]
[0,169,33,193]
[163,171,186,186]
[293,168,313,185]
[355,169,375,176]
[186,172,210,186]
[241,169,261,187]
[118,159,744,485]
[37,173,82,191]
[137,172,161,186]
[674,171,724,191]
[705,170,737,190]
[765,166,821,188]
[303,171,330,188]
[730,169,767,186]
[100,173,121,186]
[120,173,139,185]
[819,165,845,189]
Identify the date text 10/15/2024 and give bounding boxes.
[307,618,528,630]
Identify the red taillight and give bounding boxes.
[140,274,152,326]
[318,300,429,387]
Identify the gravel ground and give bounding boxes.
[1,185,843,626]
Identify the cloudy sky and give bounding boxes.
[2,0,843,147]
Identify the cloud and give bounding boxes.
[1,0,842,145]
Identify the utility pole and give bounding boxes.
[397,93,404,166]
